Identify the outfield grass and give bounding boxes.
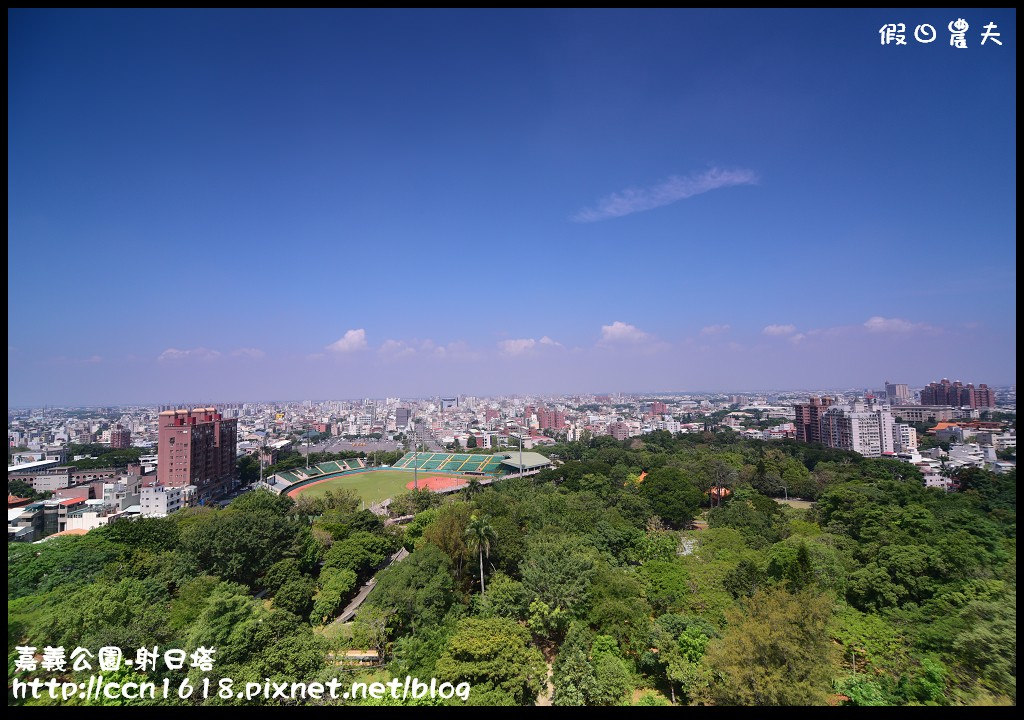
[774,498,815,510]
[286,469,473,505]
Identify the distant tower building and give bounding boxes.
[395,407,411,429]
[884,382,910,404]
[794,396,834,444]
[110,424,132,449]
[157,407,238,501]
[921,378,989,408]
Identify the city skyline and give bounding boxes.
[6,379,1014,412]
[8,9,1016,406]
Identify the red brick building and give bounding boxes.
[921,379,995,409]
[110,424,132,449]
[157,408,238,501]
[794,396,834,444]
[536,407,566,430]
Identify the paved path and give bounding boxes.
[330,547,410,626]
[535,662,554,706]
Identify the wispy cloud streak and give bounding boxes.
[573,167,757,222]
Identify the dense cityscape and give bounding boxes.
[9,8,1014,710]
[7,380,1018,542]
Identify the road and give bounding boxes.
[330,547,410,625]
[299,438,402,455]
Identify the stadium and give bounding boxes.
[269,450,552,506]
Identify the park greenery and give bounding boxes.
[8,430,1016,706]
[64,444,146,470]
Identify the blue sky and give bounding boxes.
[8,9,1016,405]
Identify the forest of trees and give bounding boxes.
[8,431,1016,706]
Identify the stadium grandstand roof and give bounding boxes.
[498,452,552,470]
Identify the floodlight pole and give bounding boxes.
[413,422,418,491]
[519,413,524,478]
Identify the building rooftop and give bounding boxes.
[498,451,552,470]
[7,459,61,473]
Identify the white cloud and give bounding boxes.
[790,333,806,344]
[379,339,416,360]
[433,340,481,361]
[700,324,731,335]
[326,329,367,353]
[539,336,563,347]
[762,324,797,336]
[158,347,221,361]
[599,321,652,345]
[573,167,758,222]
[231,347,265,359]
[863,316,933,333]
[498,338,537,355]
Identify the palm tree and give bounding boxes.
[464,513,496,594]
[462,477,482,500]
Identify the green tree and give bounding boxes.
[261,558,302,594]
[363,544,458,636]
[520,535,598,619]
[639,560,691,614]
[311,567,357,625]
[479,572,529,619]
[229,488,295,515]
[552,623,598,705]
[274,575,316,619]
[237,454,260,485]
[179,509,302,586]
[322,530,393,579]
[435,617,546,705]
[704,587,838,705]
[638,467,703,528]
[462,476,483,501]
[421,502,473,580]
[465,513,496,594]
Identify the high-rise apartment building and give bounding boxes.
[648,401,668,415]
[821,406,886,457]
[973,384,996,408]
[110,424,132,449]
[893,423,918,453]
[798,400,915,458]
[920,378,994,408]
[536,407,566,430]
[609,422,630,441]
[157,407,237,501]
[794,396,834,444]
